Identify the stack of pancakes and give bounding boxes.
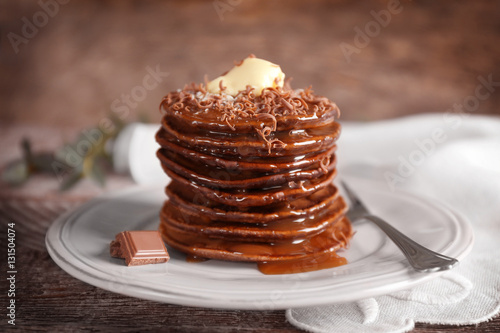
[156,84,353,273]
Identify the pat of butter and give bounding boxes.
[207,57,285,97]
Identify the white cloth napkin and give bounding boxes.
[286,113,500,333]
[117,114,500,332]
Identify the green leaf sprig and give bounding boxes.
[1,115,130,191]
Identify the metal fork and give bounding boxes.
[341,181,459,273]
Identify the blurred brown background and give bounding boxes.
[1,0,499,128]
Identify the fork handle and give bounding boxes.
[364,215,459,273]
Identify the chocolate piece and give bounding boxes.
[110,231,170,266]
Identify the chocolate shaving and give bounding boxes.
[256,113,277,131]
[270,138,286,150]
[320,155,331,174]
[219,80,226,92]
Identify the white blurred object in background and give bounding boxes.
[112,123,169,185]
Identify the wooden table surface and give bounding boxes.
[1,126,499,332]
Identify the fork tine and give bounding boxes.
[340,180,370,220]
[340,180,364,207]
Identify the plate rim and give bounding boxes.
[46,184,474,310]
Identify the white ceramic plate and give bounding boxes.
[46,183,474,310]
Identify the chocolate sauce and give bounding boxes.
[257,252,347,275]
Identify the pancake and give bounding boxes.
[160,195,348,241]
[160,85,340,133]
[156,62,353,274]
[157,147,336,189]
[162,167,337,207]
[165,183,340,223]
[156,139,337,173]
[157,117,340,157]
[160,217,352,262]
